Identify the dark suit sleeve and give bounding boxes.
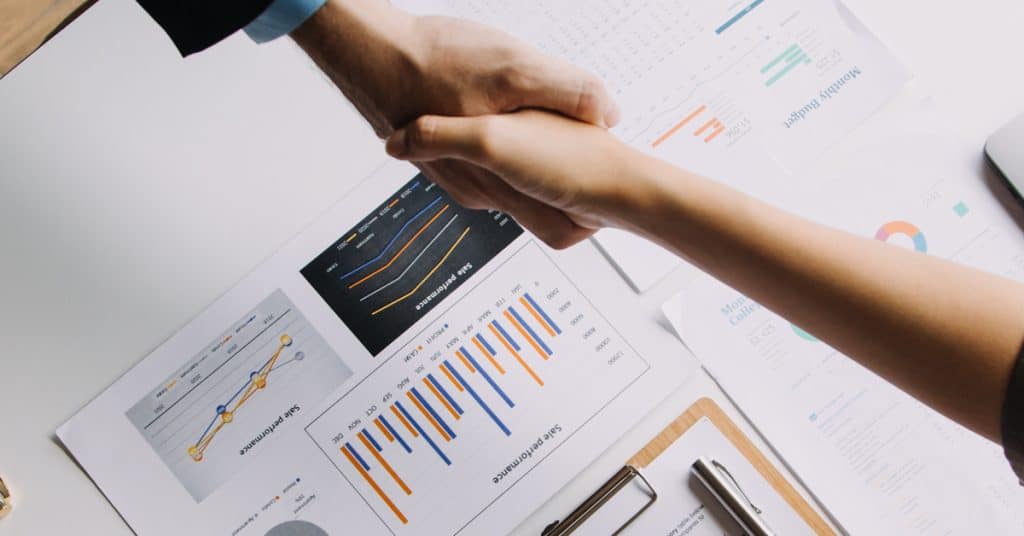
[137,0,275,56]
[1002,343,1024,485]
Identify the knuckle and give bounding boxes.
[574,76,603,119]
[410,116,440,148]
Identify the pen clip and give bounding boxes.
[711,459,762,515]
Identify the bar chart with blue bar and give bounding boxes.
[305,241,649,535]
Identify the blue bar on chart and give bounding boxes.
[427,373,464,415]
[508,306,553,356]
[346,442,371,470]
[459,347,515,408]
[378,415,412,453]
[363,428,383,452]
[524,292,562,335]
[444,360,511,436]
[715,0,765,35]
[475,333,497,355]
[394,400,451,465]
[490,320,521,351]
[411,387,457,440]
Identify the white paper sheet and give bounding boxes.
[396,0,908,292]
[612,417,815,536]
[58,162,691,536]
[665,102,1024,533]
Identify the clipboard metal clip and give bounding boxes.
[542,465,657,536]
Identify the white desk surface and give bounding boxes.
[2,0,1023,534]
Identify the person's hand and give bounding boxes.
[291,0,620,247]
[384,111,659,248]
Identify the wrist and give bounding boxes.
[291,0,421,135]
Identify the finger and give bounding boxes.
[500,57,620,128]
[417,159,494,210]
[473,168,595,249]
[386,115,494,164]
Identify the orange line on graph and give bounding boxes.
[371,227,471,316]
[473,337,505,374]
[652,105,707,148]
[359,432,411,495]
[391,405,418,438]
[705,124,725,143]
[504,310,548,360]
[407,391,451,442]
[349,204,450,289]
[694,117,718,137]
[441,364,464,392]
[375,418,395,442]
[189,335,291,461]
[342,446,408,524]
[489,323,544,387]
[388,198,400,208]
[456,349,476,373]
[519,297,556,338]
[423,378,460,420]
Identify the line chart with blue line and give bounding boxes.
[305,242,650,535]
[126,290,353,502]
[301,175,523,356]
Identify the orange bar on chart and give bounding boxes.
[694,117,719,137]
[472,337,505,374]
[519,296,556,338]
[342,446,408,524]
[705,124,726,143]
[456,350,476,373]
[423,377,460,420]
[652,105,707,148]
[441,364,464,392]
[359,432,412,496]
[488,323,544,387]
[407,391,451,442]
[504,310,548,360]
[391,405,418,437]
[375,418,395,442]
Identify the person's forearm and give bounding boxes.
[615,153,1024,442]
[290,0,418,136]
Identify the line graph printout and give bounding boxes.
[126,290,353,501]
[306,241,649,535]
[302,175,522,355]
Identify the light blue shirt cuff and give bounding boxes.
[244,0,329,43]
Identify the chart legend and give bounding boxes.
[305,242,649,534]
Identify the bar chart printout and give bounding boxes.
[302,175,523,356]
[125,290,353,501]
[305,242,649,534]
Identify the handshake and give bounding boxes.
[291,1,628,249]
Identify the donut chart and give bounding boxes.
[874,220,927,253]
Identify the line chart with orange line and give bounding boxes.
[126,290,352,502]
[302,175,523,355]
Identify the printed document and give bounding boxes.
[667,105,1024,534]
[58,162,689,535]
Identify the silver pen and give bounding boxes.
[691,456,774,536]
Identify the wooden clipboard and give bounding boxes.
[544,397,835,535]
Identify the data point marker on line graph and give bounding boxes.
[126,290,353,502]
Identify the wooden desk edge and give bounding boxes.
[1,0,96,78]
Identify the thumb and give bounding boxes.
[386,115,492,164]
[507,57,621,128]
